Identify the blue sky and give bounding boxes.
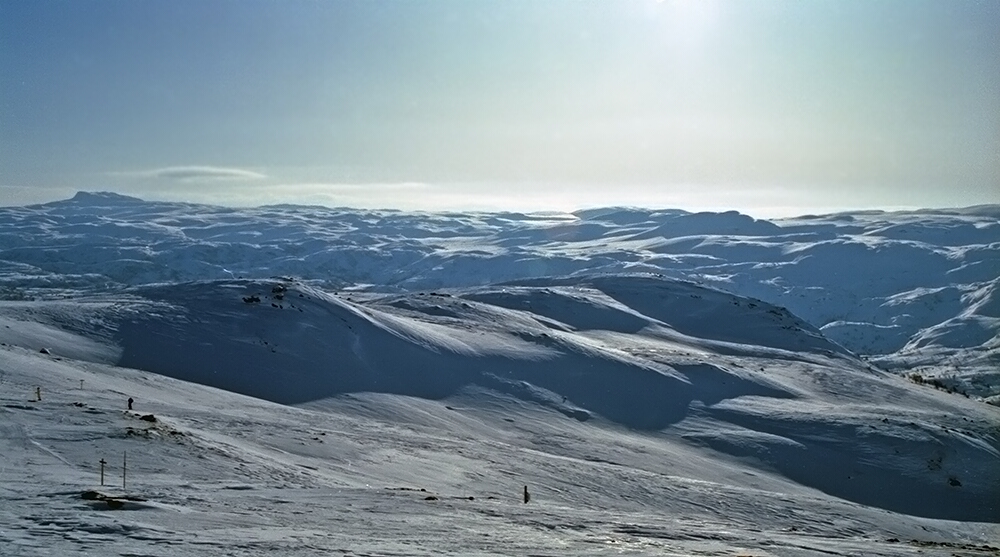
[1,0,998,216]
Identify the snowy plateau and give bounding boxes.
[0,191,998,557]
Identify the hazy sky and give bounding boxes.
[2,0,998,216]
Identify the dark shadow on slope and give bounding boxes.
[461,287,652,334]
[697,407,1000,523]
[488,361,796,430]
[116,316,796,432]
[505,274,850,357]
[590,276,845,356]
[626,211,783,239]
[676,363,794,405]
[114,297,468,404]
[478,364,691,430]
[113,280,798,431]
[115,281,828,438]
[116,309,696,429]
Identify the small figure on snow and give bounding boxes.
[523,485,530,504]
[127,397,134,410]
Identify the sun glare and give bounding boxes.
[656,0,721,48]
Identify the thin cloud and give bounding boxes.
[119,166,268,181]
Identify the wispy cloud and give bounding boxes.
[117,166,268,181]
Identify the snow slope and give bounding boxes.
[3,347,996,557]
[1,194,998,555]
[1,273,998,555]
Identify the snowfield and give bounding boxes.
[0,193,997,556]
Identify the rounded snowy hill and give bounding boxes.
[98,275,849,409]
[1,194,996,380]
[4,274,997,525]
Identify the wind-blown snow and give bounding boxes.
[1,193,998,555]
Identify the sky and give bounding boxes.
[1,0,998,217]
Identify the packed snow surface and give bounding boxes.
[1,193,998,556]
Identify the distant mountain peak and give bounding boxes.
[70,191,146,204]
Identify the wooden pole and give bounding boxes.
[122,451,127,491]
[99,458,106,486]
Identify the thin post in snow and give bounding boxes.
[99,458,106,486]
[122,451,127,491]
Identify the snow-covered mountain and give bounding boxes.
[1,193,998,555]
[1,192,996,395]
